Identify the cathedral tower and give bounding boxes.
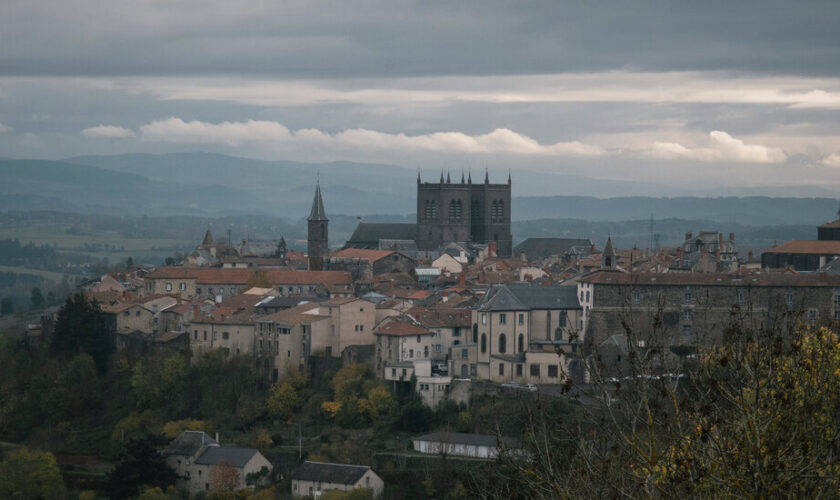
[307,180,329,270]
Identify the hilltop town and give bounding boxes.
[2,174,839,498]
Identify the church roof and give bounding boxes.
[201,228,214,247]
[308,182,328,221]
[513,238,593,259]
[345,223,418,249]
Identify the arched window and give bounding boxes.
[498,334,506,353]
[320,223,326,238]
[480,334,487,353]
[471,200,480,219]
[472,324,478,343]
[491,200,505,222]
[518,334,524,353]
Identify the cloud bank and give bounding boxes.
[81,125,135,138]
[135,118,606,157]
[650,131,787,164]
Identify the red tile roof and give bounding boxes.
[374,320,433,336]
[579,270,840,286]
[407,290,435,300]
[764,240,840,255]
[331,248,395,262]
[145,267,351,285]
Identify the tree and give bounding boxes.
[209,460,240,492]
[359,385,396,424]
[30,287,45,309]
[50,292,114,372]
[0,297,12,315]
[0,448,66,499]
[266,382,300,420]
[246,270,272,289]
[105,435,179,499]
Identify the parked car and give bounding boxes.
[524,383,538,392]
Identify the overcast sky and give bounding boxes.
[2,0,840,195]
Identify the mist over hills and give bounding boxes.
[0,153,836,249]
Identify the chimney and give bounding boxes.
[215,432,220,443]
[685,232,692,241]
[488,241,497,257]
[192,305,198,319]
[458,271,466,289]
[729,232,735,243]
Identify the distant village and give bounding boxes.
[26,174,840,497]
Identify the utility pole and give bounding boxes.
[298,422,302,460]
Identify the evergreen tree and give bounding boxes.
[105,435,179,499]
[30,287,45,310]
[50,292,114,373]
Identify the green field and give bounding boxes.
[0,265,72,282]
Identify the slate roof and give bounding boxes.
[513,238,593,259]
[163,431,217,457]
[345,223,418,249]
[309,182,328,221]
[818,219,840,229]
[413,432,504,448]
[476,283,581,311]
[293,461,371,485]
[195,446,260,468]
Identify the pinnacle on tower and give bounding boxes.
[308,180,328,221]
[461,170,465,184]
[484,168,489,184]
[446,172,451,184]
[201,227,214,247]
[467,170,472,184]
[440,171,444,183]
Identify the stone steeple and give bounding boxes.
[307,180,329,270]
[201,228,214,248]
[602,236,617,270]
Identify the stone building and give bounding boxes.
[470,283,584,384]
[416,171,512,257]
[291,461,384,498]
[578,271,840,375]
[308,181,329,271]
[328,248,416,282]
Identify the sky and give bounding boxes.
[2,0,840,195]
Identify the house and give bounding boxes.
[412,432,518,459]
[374,319,436,378]
[761,241,840,271]
[291,461,384,498]
[407,306,471,360]
[163,431,272,495]
[143,267,352,300]
[671,232,738,272]
[255,305,330,379]
[329,248,416,282]
[470,283,584,384]
[432,253,463,275]
[190,310,257,358]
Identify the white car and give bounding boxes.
[524,383,538,392]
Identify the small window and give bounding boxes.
[632,289,640,304]
[736,288,744,305]
[683,324,692,336]
[391,368,396,376]
[786,291,794,307]
[165,282,172,291]
[409,349,414,358]
[682,309,693,321]
[548,365,558,378]
[516,364,523,376]
[193,331,198,340]
[417,335,421,343]
[585,291,590,303]
[498,333,507,353]
[499,313,507,325]
[222,331,229,340]
[480,334,487,353]
[461,348,469,360]
[530,364,540,377]
[684,287,692,304]
[196,287,202,294]
[518,313,524,325]
[481,313,487,325]
[499,363,505,376]
[809,309,818,326]
[179,282,186,291]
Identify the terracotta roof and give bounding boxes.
[407,290,435,300]
[259,304,329,326]
[408,307,471,328]
[374,320,433,336]
[331,248,395,262]
[579,270,840,286]
[145,267,351,285]
[763,240,840,255]
[101,302,149,314]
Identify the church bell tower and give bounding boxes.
[307,180,329,270]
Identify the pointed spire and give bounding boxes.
[440,171,444,183]
[461,170,465,184]
[417,170,421,184]
[308,180,328,221]
[468,170,472,184]
[602,237,616,270]
[508,168,511,185]
[201,227,214,247]
[446,172,451,184]
[484,168,489,184]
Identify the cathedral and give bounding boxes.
[342,171,513,258]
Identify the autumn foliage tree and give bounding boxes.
[210,460,241,492]
[471,316,840,498]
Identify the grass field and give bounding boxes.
[0,265,72,282]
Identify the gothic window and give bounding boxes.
[518,334,524,352]
[498,334,506,353]
[471,200,480,219]
[491,200,505,222]
[320,223,325,238]
[424,200,438,220]
[480,334,487,353]
[449,199,463,220]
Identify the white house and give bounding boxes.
[412,432,519,459]
[291,461,384,498]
